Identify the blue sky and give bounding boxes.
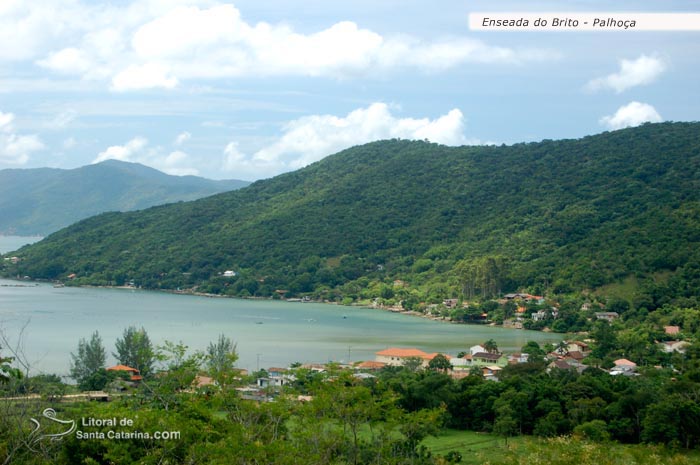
[0,0,698,180]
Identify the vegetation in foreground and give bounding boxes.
[4,325,700,464]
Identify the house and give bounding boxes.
[222,270,237,277]
[374,348,451,368]
[548,359,576,371]
[469,344,486,356]
[595,312,619,322]
[610,358,637,376]
[300,363,327,372]
[660,340,690,354]
[471,352,507,366]
[106,364,142,382]
[375,348,429,366]
[257,373,294,388]
[531,310,548,321]
[194,375,216,388]
[482,366,502,380]
[567,341,590,354]
[267,367,288,377]
[443,299,459,308]
[508,353,529,364]
[504,293,545,304]
[664,326,681,336]
[355,360,386,370]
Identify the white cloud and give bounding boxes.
[21,2,553,90]
[0,109,44,165]
[222,103,475,180]
[37,47,93,74]
[0,111,14,131]
[93,136,198,175]
[599,101,662,130]
[0,134,44,165]
[111,63,178,91]
[162,150,198,176]
[173,131,191,146]
[94,136,148,163]
[586,55,666,93]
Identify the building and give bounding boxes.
[595,312,619,322]
[664,326,681,336]
[106,364,142,382]
[374,348,451,368]
[660,340,690,354]
[610,358,637,376]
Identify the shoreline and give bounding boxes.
[0,277,551,335]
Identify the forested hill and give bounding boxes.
[5,122,700,304]
[0,160,249,235]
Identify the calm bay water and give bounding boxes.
[0,277,563,377]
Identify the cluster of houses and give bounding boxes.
[96,323,693,402]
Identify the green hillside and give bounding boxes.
[0,160,249,235]
[5,122,700,306]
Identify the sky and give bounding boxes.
[0,0,698,180]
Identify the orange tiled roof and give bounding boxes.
[357,361,387,369]
[107,364,139,372]
[376,348,428,358]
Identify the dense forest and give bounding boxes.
[3,122,700,307]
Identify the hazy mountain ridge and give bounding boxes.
[0,160,250,235]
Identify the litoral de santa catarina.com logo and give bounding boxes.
[28,408,180,451]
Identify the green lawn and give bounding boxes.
[422,429,519,464]
[423,430,700,465]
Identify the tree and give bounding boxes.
[428,353,452,372]
[521,341,545,364]
[207,334,239,388]
[113,326,154,377]
[69,331,106,390]
[484,339,499,354]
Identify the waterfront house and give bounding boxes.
[374,348,451,368]
[375,348,429,366]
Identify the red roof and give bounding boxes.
[665,326,680,335]
[357,361,387,369]
[107,364,139,372]
[376,348,428,358]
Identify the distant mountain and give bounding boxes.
[7,123,700,308]
[0,160,250,235]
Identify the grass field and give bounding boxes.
[421,429,518,464]
[422,430,700,465]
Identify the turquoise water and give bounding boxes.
[0,278,563,377]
